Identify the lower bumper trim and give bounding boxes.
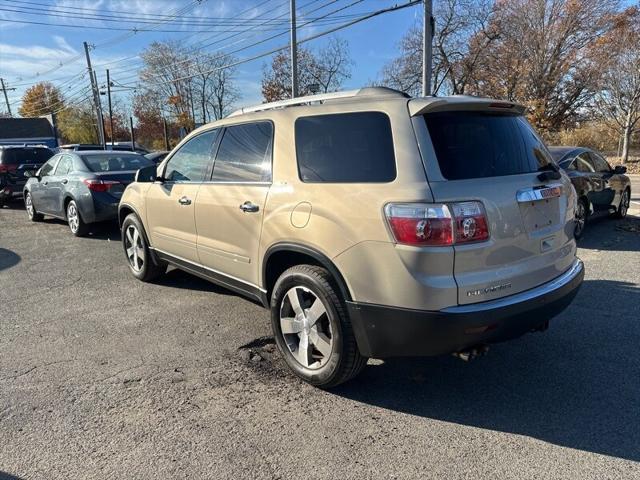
[347,259,584,358]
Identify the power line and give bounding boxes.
[112,0,359,85]
[125,0,421,89]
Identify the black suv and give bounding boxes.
[0,145,54,206]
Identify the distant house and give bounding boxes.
[0,116,58,148]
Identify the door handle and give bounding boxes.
[61,179,68,185]
[239,201,259,213]
[43,181,48,185]
[178,196,192,205]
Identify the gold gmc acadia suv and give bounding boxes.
[118,87,584,388]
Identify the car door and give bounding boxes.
[48,155,73,215]
[589,152,617,210]
[30,155,60,213]
[145,129,218,263]
[195,121,273,286]
[574,153,602,212]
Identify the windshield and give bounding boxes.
[424,112,554,180]
[81,153,153,172]
[1,148,54,165]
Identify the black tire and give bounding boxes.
[574,198,588,240]
[66,199,88,237]
[613,188,630,219]
[122,213,166,282]
[24,192,44,222]
[270,265,367,388]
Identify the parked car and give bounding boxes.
[144,150,169,163]
[24,151,154,236]
[59,143,150,154]
[549,146,631,239]
[119,88,584,388]
[0,145,54,207]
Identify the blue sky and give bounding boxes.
[0,0,421,115]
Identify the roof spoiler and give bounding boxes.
[409,96,527,117]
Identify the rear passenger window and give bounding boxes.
[212,122,273,182]
[164,130,217,182]
[54,156,72,175]
[295,112,396,183]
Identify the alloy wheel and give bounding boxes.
[124,224,145,272]
[67,203,79,233]
[619,191,629,218]
[25,194,34,219]
[575,202,586,238]
[279,286,333,369]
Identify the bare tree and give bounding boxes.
[379,0,498,97]
[595,6,640,164]
[470,0,620,131]
[191,53,240,121]
[262,37,353,102]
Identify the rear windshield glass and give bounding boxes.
[424,112,553,180]
[1,148,54,165]
[295,112,396,183]
[81,154,153,172]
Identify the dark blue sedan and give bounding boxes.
[23,151,154,236]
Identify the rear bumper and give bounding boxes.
[347,258,584,358]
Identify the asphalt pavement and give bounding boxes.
[1,202,639,480]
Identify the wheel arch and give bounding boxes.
[262,243,352,305]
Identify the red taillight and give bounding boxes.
[385,201,489,246]
[83,179,120,192]
[0,164,17,173]
[451,202,489,243]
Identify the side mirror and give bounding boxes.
[135,164,161,183]
[614,165,627,175]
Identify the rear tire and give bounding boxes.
[66,200,88,237]
[613,189,630,219]
[25,192,44,221]
[574,198,588,240]
[270,265,367,388]
[122,213,166,282]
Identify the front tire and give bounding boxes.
[613,189,630,219]
[25,192,44,221]
[574,198,588,240]
[66,200,88,236]
[122,213,166,282]
[270,265,367,388]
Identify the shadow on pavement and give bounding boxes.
[0,471,23,480]
[333,278,640,461]
[578,214,640,252]
[0,248,21,272]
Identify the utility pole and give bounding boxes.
[83,41,106,146]
[129,116,135,151]
[0,78,14,116]
[290,0,298,98]
[93,70,106,149]
[163,118,170,151]
[422,0,434,97]
[106,69,114,146]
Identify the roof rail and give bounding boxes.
[228,87,408,117]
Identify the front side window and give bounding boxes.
[295,112,396,183]
[164,130,217,182]
[54,155,73,175]
[212,122,273,182]
[576,153,595,173]
[589,153,611,173]
[39,156,59,177]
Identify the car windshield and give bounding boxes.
[81,153,153,172]
[1,148,54,164]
